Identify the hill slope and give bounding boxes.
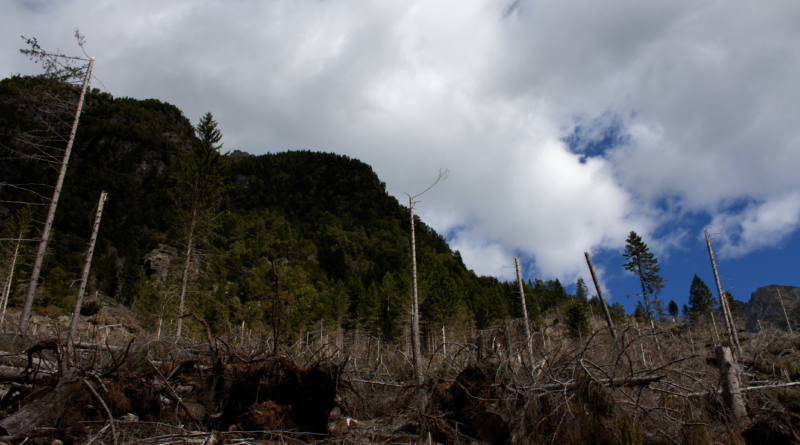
[0,75,586,341]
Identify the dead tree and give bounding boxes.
[514,257,534,361]
[584,251,616,340]
[67,191,107,349]
[704,229,741,354]
[777,289,793,334]
[715,345,748,418]
[175,208,196,339]
[18,56,94,335]
[405,168,448,384]
[0,208,32,326]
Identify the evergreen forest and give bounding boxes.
[0,74,597,343]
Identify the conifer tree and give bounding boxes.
[565,300,590,338]
[173,112,228,338]
[668,300,679,318]
[687,274,716,323]
[622,231,664,329]
[575,277,588,300]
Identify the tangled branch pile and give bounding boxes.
[0,314,799,445]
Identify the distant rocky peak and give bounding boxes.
[742,284,799,332]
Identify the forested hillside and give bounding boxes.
[0,75,601,342]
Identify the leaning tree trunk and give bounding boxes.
[176,207,197,339]
[409,198,422,384]
[1,232,23,327]
[636,262,660,351]
[514,257,534,362]
[584,252,617,341]
[19,58,94,335]
[778,289,793,334]
[67,191,107,351]
[705,229,741,354]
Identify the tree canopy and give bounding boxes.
[622,231,664,324]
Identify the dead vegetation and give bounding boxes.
[0,311,799,445]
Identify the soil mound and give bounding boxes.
[437,360,511,445]
[218,357,344,433]
[742,410,800,445]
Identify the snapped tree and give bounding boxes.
[15,35,94,334]
[173,112,228,338]
[405,169,447,384]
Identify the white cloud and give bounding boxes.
[3,0,800,290]
[708,192,800,258]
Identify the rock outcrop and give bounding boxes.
[742,285,800,332]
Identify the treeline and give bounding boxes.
[0,75,606,342]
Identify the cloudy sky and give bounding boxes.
[3,0,800,312]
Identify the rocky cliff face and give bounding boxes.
[742,285,800,332]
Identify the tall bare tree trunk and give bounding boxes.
[176,207,197,339]
[777,289,793,334]
[705,229,741,354]
[404,169,447,385]
[514,257,534,361]
[1,233,22,327]
[635,262,660,351]
[584,252,616,340]
[67,191,107,348]
[409,197,422,384]
[19,58,94,335]
[271,256,283,356]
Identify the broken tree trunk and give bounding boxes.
[705,229,741,355]
[176,207,196,339]
[409,196,423,385]
[715,345,748,419]
[1,233,22,327]
[18,57,94,335]
[584,252,617,341]
[514,257,534,362]
[67,191,107,350]
[777,289,793,334]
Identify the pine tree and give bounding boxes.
[172,112,228,338]
[668,300,679,317]
[622,231,664,328]
[633,301,646,324]
[575,277,588,300]
[687,274,716,323]
[610,302,627,324]
[565,300,590,338]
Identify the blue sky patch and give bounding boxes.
[563,111,631,164]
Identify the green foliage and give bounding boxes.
[609,302,627,324]
[622,231,664,324]
[575,277,588,300]
[565,299,591,338]
[0,75,594,340]
[668,300,679,317]
[687,274,716,323]
[577,374,614,419]
[633,302,646,324]
[80,300,102,316]
[725,291,742,316]
[617,414,643,445]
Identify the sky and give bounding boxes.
[2,0,799,314]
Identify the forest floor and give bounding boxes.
[0,303,799,444]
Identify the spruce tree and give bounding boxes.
[575,277,588,300]
[172,112,228,338]
[687,274,716,323]
[668,300,679,317]
[565,300,590,338]
[622,231,664,328]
